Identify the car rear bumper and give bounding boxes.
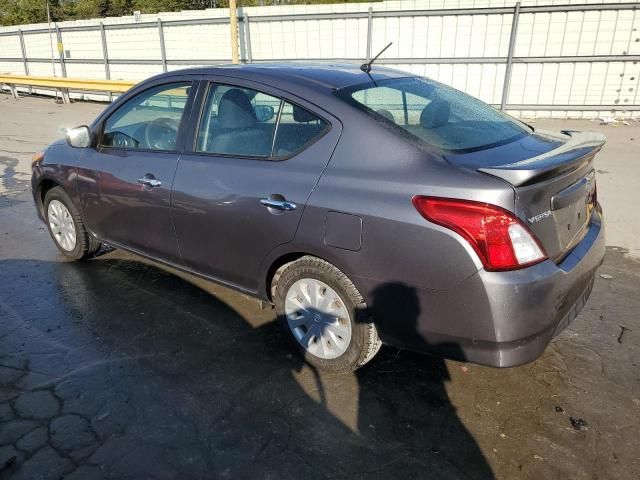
[357,206,605,367]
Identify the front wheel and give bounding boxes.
[272,256,382,373]
[44,186,100,260]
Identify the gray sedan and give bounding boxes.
[31,63,605,372]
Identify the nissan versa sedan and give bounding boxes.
[31,63,605,372]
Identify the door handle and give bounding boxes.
[260,198,297,211]
[138,174,162,188]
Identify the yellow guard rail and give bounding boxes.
[0,75,136,103]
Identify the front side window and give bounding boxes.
[102,82,191,151]
[196,83,329,159]
[336,77,530,153]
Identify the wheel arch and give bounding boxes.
[263,250,351,302]
[36,178,62,217]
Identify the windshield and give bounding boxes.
[335,77,531,153]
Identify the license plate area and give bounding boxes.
[551,170,596,251]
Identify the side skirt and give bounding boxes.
[92,234,271,303]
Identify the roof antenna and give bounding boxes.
[360,42,393,73]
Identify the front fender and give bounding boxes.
[31,144,82,220]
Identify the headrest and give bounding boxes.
[218,89,257,129]
[376,109,395,122]
[420,99,450,129]
[292,105,316,123]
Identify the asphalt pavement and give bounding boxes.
[1,93,639,479]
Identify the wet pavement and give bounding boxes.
[1,95,640,479]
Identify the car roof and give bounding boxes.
[157,62,413,92]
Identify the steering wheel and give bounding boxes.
[111,132,138,148]
[143,117,179,150]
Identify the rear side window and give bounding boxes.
[196,83,329,159]
[336,77,530,153]
[272,102,329,158]
[102,82,190,151]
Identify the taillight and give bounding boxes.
[412,196,547,271]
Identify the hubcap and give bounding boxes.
[47,200,77,252]
[284,278,352,360]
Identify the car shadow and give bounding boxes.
[0,254,494,479]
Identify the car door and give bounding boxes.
[171,79,341,291]
[77,79,196,264]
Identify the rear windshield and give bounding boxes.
[335,77,531,153]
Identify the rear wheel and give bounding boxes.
[44,187,100,260]
[272,256,381,372]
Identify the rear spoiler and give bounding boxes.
[478,130,606,187]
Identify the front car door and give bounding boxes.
[77,79,196,263]
[171,78,341,292]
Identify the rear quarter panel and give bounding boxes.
[260,114,515,342]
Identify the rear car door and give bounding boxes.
[77,79,196,263]
[171,79,341,291]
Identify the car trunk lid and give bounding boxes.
[446,130,605,262]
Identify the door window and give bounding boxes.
[196,83,329,159]
[102,82,191,151]
[196,85,280,157]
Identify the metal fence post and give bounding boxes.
[99,22,112,102]
[18,29,29,76]
[245,13,253,63]
[54,23,70,103]
[366,7,373,62]
[18,29,31,95]
[158,18,168,72]
[500,1,520,110]
[54,24,67,78]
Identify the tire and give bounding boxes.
[272,256,382,373]
[43,186,100,260]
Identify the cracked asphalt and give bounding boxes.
[1,94,639,479]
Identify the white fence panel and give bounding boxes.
[0,0,638,118]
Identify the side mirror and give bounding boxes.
[255,105,275,123]
[66,126,92,148]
